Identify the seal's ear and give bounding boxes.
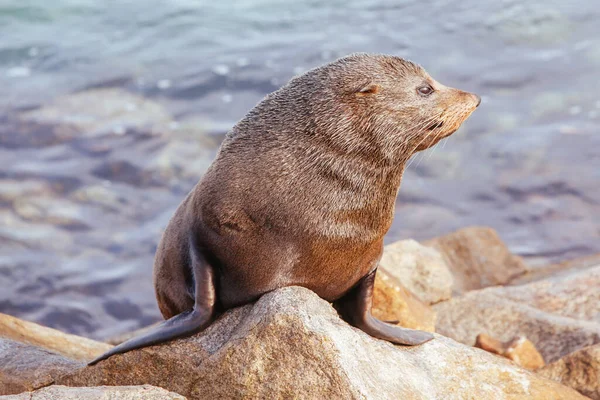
[356,83,380,95]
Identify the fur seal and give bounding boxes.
[90,53,480,364]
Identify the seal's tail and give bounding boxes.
[89,239,217,366]
[88,307,212,365]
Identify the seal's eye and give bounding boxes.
[417,85,434,96]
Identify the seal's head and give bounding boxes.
[305,53,480,160]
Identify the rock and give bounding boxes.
[434,265,600,363]
[512,252,600,285]
[475,334,545,370]
[379,239,453,304]
[0,313,113,362]
[105,323,161,346]
[424,226,529,292]
[20,89,172,138]
[58,287,584,400]
[372,270,436,332]
[538,344,600,400]
[107,269,438,347]
[492,264,600,322]
[0,338,84,396]
[1,385,186,399]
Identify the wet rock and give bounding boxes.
[372,270,436,332]
[2,385,186,399]
[538,344,600,400]
[71,184,127,210]
[475,334,545,370]
[0,338,83,396]
[434,265,600,363]
[424,226,529,292]
[0,115,79,148]
[0,313,112,362]
[12,197,88,229]
[379,239,453,305]
[91,160,159,188]
[19,89,172,138]
[59,287,583,400]
[0,179,52,203]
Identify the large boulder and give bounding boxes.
[107,268,437,348]
[58,287,583,400]
[512,252,600,285]
[538,344,600,400]
[424,226,529,292]
[379,239,453,305]
[0,338,84,396]
[0,313,112,362]
[435,265,600,363]
[372,269,436,332]
[1,385,186,399]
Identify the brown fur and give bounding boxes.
[154,53,479,315]
[91,53,479,364]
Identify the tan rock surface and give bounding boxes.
[511,252,600,285]
[425,226,529,292]
[538,344,600,400]
[59,287,584,400]
[0,385,186,399]
[105,323,160,346]
[372,270,436,332]
[379,239,453,304]
[475,334,545,370]
[435,265,600,363]
[0,338,84,396]
[0,313,113,362]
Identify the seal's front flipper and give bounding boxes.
[89,239,217,365]
[335,268,434,346]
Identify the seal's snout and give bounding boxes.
[462,91,480,108]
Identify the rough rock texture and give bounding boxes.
[58,287,583,400]
[379,239,453,304]
[105,323,160,346]
[511,252,600,285]
[0,385,186,400]
[424,226,529,292]
[475,334,545,370]
[0,313,112,362]
[538,344,600,400]
[372,270,436,332]
[435,265,600,363]
[0,338,84,396]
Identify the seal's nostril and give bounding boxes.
[475,95,481,107]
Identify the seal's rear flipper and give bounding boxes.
[335,268,434,346]
[89,239,217,365]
